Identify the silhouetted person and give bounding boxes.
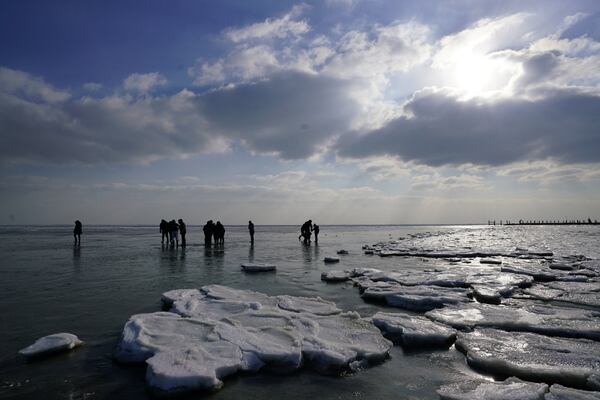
[215,221,225,245]
[73,220,82,246]
[248,220,255,243]
[203,220,213,246]
[168,219,179,247]
[160,219,168,244]
[299,220,312,244]
[178,219,187,247]
[312,223,320,243]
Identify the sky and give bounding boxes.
[1,0,600,225]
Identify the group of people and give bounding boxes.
[202,220,225,246]
[299,219,319,244]
[160,219,187,247]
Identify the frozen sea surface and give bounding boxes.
[1,224,599,399]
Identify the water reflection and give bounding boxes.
[248,243,255,263]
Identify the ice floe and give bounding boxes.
[437,377,548,400]
[371,312,456,347]
[426,302,600,341]
[321,270,351,282]
[323,257,340,263]
[116,285,392,395]
[19,333,83,358]
[361,283,471,311]
[523,281,600,307]
[241,263,276,272]
[546,385,600,400]
[455,329,600,390]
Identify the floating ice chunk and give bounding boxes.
[501,265,558,282]
[364,250,374,255]
[115,312,247,393]
[362,283,470,311]
[426,302,600,341]
[19,333,83,358]
[337,250,349,255]
[546,384,600,400]
[161,289,202,307]
[276,295,341,316]
[118,287,392,395]
[202,285,278,308]
[480,259,502,265]
[524,281,600,307]
[241,263,276,272]
[302,312,392,373]
[455,329,600,390]
[321,270,351,282]
[437,377,548,400]
[470,285,504,304]
[324,257,340,263]
[371,312,456,347]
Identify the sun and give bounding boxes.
[448,51,517,97]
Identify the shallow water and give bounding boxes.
[0,224,598,399]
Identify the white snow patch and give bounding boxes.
[19,333,83,358]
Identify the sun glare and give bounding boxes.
[448,51,517,97]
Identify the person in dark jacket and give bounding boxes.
[160,219,168,244]
[248,220,255,243]
[168,219,179,247]
[203,220,213,247]
[312,223,320,243]
[215,221,225,245]
[73,220,82,246]
[178,219,187,247]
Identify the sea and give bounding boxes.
[0,224,599,399]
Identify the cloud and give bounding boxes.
[497,161,600,184]
[224,4,309,43]
[123,72,167,93]
[198,71,361,159]
[410,173,488,191]
[337,87,600,167]
[0,67,70,103]
[0,68,359,164]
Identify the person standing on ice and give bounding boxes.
[215,221,225,245]
[312,223,320,243]
[73,220,82,246]
[178,219,186,248]
[168,219,179,247]
[248,220,255,243]
[203,220,213,246]
[159,219,168,244]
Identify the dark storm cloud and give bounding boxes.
[198,71,361,159]
[337,88,600,166]
[0,68,359,164]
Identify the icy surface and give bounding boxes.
[161,289,202,306]
[19,333,83,358]
[455,329,600,390]
[240,263,276,272]
[523,281,600,307]
[426,302,600,341]
[371,312,456,347]
[546,385,600,400]
[437,377,548,400]
[116,285,392,394]
[361,282,471,311]
[321,270,351,282]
